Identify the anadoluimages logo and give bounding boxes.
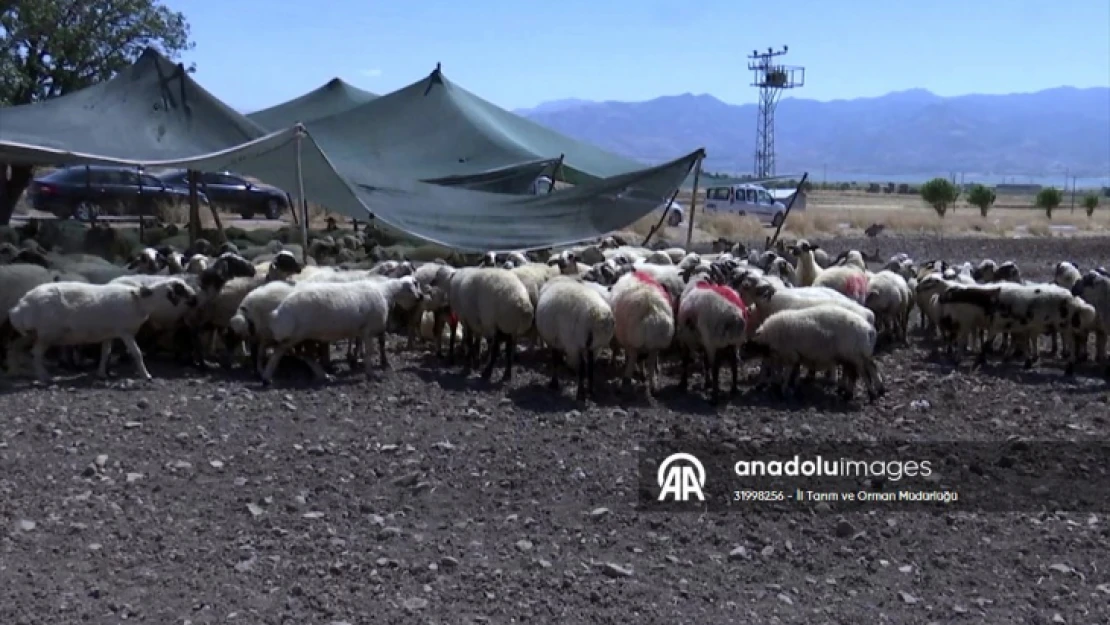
[657,452,706,502]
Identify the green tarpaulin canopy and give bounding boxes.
[247,78,378,131]
[0,49,704,251]
[303,66,650,184]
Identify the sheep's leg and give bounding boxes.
[377,332,389,370]
[646,351,660,396]
[120,335,152,381]
[548,348,561,391]
[447,322,457,364]
[481,333,502,381]
[30,340,51,382]
[708,350,721,405]
[219,329,236,370]
[96,340,113,378]
[502,333,516,383]
[678,349,691,392]
[727,347,739,394]
[622,348,638,390]
[1048,331,1058,357]
[583,349,596,401]
[252,340,265,378]
[1095,330,1107,363]
[261,343,293,384]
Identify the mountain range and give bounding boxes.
[514,87,1110,178]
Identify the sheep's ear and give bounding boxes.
[138,286,154,298]
[810,244,820,251]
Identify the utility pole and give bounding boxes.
[748,46,804,180]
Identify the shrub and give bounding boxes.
[1035,187,1063,219]
[966,184,997,217]
[1083,193,1099,217]
[920,177,960,217]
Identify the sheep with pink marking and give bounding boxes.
[610,270,675,396]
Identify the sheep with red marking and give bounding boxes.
[610,270,675,395]
[814,266,871,305]
[676,272,749,403]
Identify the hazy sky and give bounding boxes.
[170,0,1110,113]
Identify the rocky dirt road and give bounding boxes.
[1,235,1108,624]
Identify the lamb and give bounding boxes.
[1054,261,1083,290]
[609,270,676,395]
[742,305,885,401]
[228,279,298,376]
[534,276,616,401]
[791,240,824,287]
[738,277,875,326]
[933,281,1001,360]
[865,270,913,344]
[262,275,424,383]
[432,266,535,381]
[1070,271,1110,371]
[676,273,749,403]
[971,259,997,283]
[7,279,195,382]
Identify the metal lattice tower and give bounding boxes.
[747,46,804,179]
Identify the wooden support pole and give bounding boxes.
[548,154,564,194]
[198,176,227,242]
[764,172,809,251]
[294,126,309,265]
[684,155,704,250]
[136,165,145,243]
[641,185,682,248]
[187,170,200,245]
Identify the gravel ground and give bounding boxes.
[2,235,1109,624]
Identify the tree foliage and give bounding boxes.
[919,177,960,217]
[965,184,996,217]
[1083,193,1099,217]
[1035,187,1063,219]
[0,0,192,224]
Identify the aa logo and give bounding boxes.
[657,452,706,502]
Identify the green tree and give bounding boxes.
[1035,187,1063,219]
[1083,193,1099,217]
[920,177,960,217]
[966,184,996,217]
[0,0,193,225]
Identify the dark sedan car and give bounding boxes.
[26,165,203,222]
[156,170,289,219]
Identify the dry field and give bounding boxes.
[621,188,1110,247]
[1,234,1109,623]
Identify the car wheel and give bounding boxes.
[240,208,256,220]
[667,211,682,227]
[771,212,785,228]
[73,201,101,222]
[264,198,282,220]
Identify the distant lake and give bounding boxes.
[680,170,1110,190]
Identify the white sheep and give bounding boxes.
[1071,271,1110,372]
[865,270,912,344]
[676,275,749,403]
[8,279,195,381]
[262,275,424,383]
[432,266,535,381]
[535,276,615,401]
[228,279,298,376]
[740,277,875,326]
[743,304,885,401]
[610,270,676,395]
[813,265,871,305]
[185,254,210,274]
[790,240,825,286]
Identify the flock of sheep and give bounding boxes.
[0,230,1108,404]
